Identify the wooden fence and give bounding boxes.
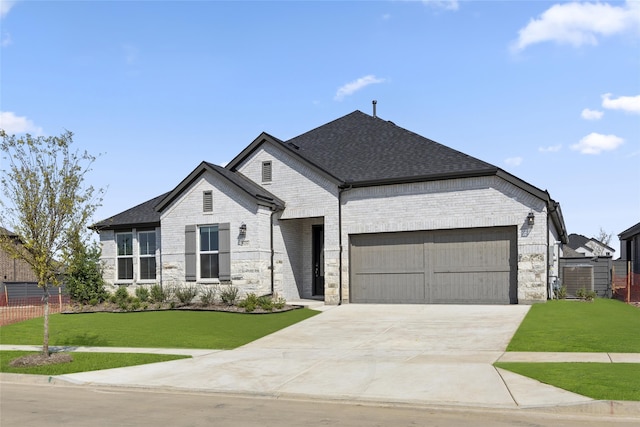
[612,261,639,303]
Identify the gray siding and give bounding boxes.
[559,257,612,298]
[350,226,517,304]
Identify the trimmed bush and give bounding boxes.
[135,287,150,302]
[220,285,239,306]
[175,285,199,304]
[199,285,218,306]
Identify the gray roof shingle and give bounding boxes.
[91,192,168,230]
[283,110,497,185]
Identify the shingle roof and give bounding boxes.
[619,222,640,240]
[90,192,168,231]
[567,233,590,251]
[283,110,497,185]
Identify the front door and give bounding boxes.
[312,225,325,296]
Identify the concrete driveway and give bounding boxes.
[60,304,593,408]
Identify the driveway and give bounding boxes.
[60,304,593,408]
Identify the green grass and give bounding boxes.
[507,299,640,352]
[0,351,189,375]
[495,362,640,401]
[0,309,319,349]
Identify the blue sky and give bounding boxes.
[1,0,639,248]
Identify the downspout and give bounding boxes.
[338,188,343,305]
[270,210,275,295]
[337,184,352,305]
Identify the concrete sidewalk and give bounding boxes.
[2,304,639,417]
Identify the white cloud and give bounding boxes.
[505,157,523,167]
[422,0,459,11]
[511,1,640,52]
[581,108,603,120]
[334,75,385,101]
[602,93,640,114]
[1,31,11,47]
[538,144,562,153]
[1,0,17,19]
[0,111,43,134]
[571,132,624,154]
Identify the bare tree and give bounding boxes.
[596,227,612,247]
[0,130,103,356]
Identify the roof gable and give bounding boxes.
[154,161,284,213]
[619,222,640,240]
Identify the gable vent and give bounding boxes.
[262,161,272,182]
[562,265,594,297]
[203,191,213,212]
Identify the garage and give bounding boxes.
[349,226,518,304]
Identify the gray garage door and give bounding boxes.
[350,226,517,304]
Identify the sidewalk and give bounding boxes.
[2,303,639,418]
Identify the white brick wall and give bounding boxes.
[160,171,273,296]
[341,175,550,303]
[237,142,342,303]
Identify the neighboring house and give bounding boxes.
[618,222,640,274]
[566,233,615,257]
[0,227,38,283]
[92,110,568,305]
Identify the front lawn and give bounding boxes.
[0,351,189,375]
[506,299,640,352]
[0,309,319,349]
[495,362,640,401]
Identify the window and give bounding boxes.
[138,231,156,280]
[203,190,213,212]
[116,232,133,280]
[262,161,272,182]
[199,225,219,279]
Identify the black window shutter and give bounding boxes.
[185,225,197,282]
[219,222,231,281]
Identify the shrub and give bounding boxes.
[220,285,239,306]
[88,298,99,306]
[175,285,199,304]
[554,285,567,299]
[135,287,150,302]
[577,288,596,301]
[130,299,141,311]
[149,284,166,303]
[273,293,286,310]
[114,286,130,303]
[64,241,108,304]
[199,285,218,306]
[238,293,258,312]
[257,295,273,312]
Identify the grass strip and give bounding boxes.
[507,299,640,352]
[495,362,640,401]
[0,308,319,349]
[0,351,189,375]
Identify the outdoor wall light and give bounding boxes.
[239,223,247,237]
[526,211,535,226]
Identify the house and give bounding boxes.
[92,110,568,305]
[618,222,640,275]
[0,227,38,283]
[567,233,615,257]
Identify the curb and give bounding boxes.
[2,373,639,419]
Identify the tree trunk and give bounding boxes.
[43,285,50,356]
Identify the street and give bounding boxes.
[0,382,636,427]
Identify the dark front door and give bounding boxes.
[312,225,325,296]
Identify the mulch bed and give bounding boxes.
[63,301,301,315]
[9,352,73,368]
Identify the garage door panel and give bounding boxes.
[431,272,512,304]
[350,226,517,304]
[352,273,425,303]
